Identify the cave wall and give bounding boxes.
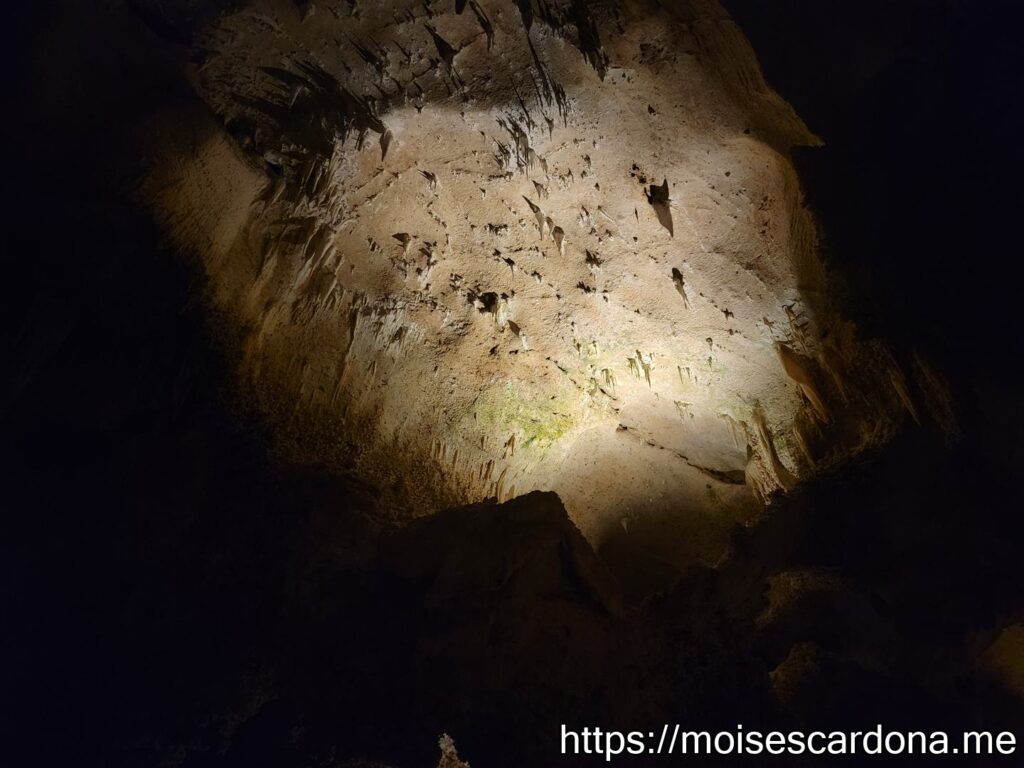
[5,2,1023,766]
[122,0,946,574]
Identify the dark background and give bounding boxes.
[3,1,1023,765]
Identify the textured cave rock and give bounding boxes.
[127,0,947,576]
[14,2,1024,766]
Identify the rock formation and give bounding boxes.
[131,0,946,573]
[11,2,1024,767]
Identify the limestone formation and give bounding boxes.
[136,0,940,566]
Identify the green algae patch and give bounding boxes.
[474,381,577,453]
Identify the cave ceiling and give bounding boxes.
[136,0,933,565]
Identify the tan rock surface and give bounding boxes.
[139,0,918,568]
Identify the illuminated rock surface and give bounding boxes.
[139,0,927,570]
[9,2,1024,767]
